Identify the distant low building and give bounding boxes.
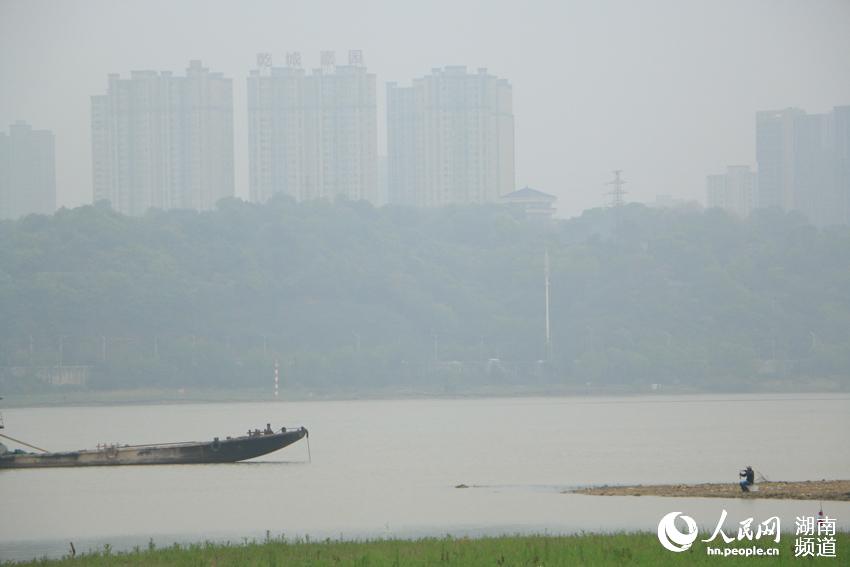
[0,121,56,220]
[706,165,756,217]
[501,186,557,221]
[1,365,90,388]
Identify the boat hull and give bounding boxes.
[0,428,307,469]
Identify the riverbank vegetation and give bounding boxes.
[2,198,849,395]
[13,532,850,566]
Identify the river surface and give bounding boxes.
[1,394,849,561]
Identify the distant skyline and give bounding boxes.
[1,0,849,217]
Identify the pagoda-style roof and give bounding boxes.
[502,187,557,202]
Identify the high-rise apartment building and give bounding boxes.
[706,165,756,218]
[794,112,835,225]
[756,106,848,226]
[755,108,801,211]
[91,60,234,216]
[387,66,515,207]
[831,105,850,225]
[0,121,56,219]
[247,51,377,204]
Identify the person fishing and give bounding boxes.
[739,465,755,492]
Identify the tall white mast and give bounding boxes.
[545,249,551,360]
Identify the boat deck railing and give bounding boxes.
[75,426,308,452]
[95,440,199,450]
[116,428,305,450]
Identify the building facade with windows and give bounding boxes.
[387,66,515,207]
[91,60,234,215]
[756,106,849,225]
[0,120,56,219]
[247,51,377,204]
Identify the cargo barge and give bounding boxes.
[0,423,308,469]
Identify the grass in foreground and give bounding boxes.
[10,532,849,566]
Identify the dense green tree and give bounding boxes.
[1,197,848,393]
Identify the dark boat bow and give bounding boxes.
[0,425,309,469]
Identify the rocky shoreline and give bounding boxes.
[570,480,850,501]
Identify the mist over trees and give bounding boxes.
[1,197,848,394]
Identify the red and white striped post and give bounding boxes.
[274,359,279,398]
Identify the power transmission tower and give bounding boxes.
[605,170,627,208]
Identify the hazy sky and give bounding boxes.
[1,0,848,217]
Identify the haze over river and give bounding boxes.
[2,394,849,561]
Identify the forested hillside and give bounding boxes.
[1,197,848,393]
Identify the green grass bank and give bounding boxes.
[10,532,849,566]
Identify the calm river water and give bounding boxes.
[1,394,849,561]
